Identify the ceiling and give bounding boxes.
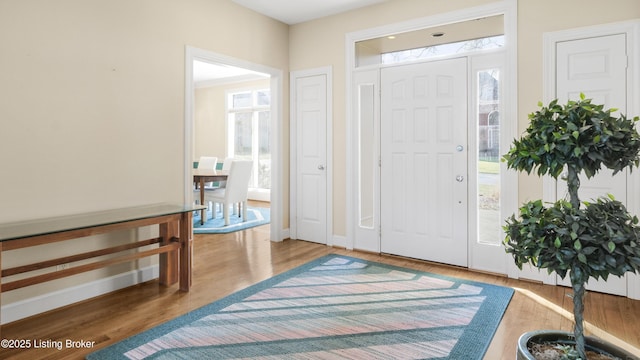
[231,0,389,25]
[193,60,268,87]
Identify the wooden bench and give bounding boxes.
[0,203,204,328]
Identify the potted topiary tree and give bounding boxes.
[503,94,640,359]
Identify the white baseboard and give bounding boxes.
[1,265,159,325]
[628,273,640,300]
[332,234,347,248]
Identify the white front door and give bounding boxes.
[295,74,328,244]
[380,58,468,266]
[555,33,628,296]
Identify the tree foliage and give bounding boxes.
[502,95,640,359]
[504,197,640,285]
[503,94,640,179]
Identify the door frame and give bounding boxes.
[345,1,519,261]
[184,46,284,242]
[541,20,640,299]
[289,66,334,245]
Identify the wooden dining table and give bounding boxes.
[193,169,229,224]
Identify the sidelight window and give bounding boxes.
[476,68,501,245]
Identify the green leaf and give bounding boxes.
[573,147,582,157]
[578,253,587,263]
[608,241,616,253]
[574,240,582,251]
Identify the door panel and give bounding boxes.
[296,75,327,244]
[381,58,468,267]
[555,34,628,295]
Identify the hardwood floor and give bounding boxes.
[2,223,639,359]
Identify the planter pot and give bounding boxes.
[516,330,639,360]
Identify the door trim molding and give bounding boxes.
[542,20,640,298]
[184,46,284,242]
[289,66,334,246]
[345,0,518,253]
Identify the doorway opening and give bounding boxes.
[184,47,284,242]
[193,60,271,201]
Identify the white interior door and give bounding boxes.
[295,74,327,244]
[380,58,468,266]
[555,33,628,295]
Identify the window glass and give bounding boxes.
[232,92,252,108]
[258,111,271,189]
[227,89,271,191]
[476,68,501,245]
[382,35,504,65]
[257,90,270,106]
[233,112,253,157]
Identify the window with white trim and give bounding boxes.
[227,89,271,197]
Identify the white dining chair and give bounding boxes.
[217,157,235,213]
[204,160,253,225]
[218,157,234,187]
[194,156,218,208]
[197,156,218,170]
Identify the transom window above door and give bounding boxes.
[381,35,504,64]
[354,14,504,68]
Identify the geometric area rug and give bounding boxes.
[86,255,514,360]
[192,206,270,234]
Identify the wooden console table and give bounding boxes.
[0,203,205,328]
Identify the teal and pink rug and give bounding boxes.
[87,255,513,359]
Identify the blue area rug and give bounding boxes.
[87,255,514,359]
[193,207,270,234]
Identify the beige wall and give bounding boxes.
[195,86,227,163]
[1,0,639,313]
[0,0,288,221]
[289,0,640,236]
[0,0,288,305]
